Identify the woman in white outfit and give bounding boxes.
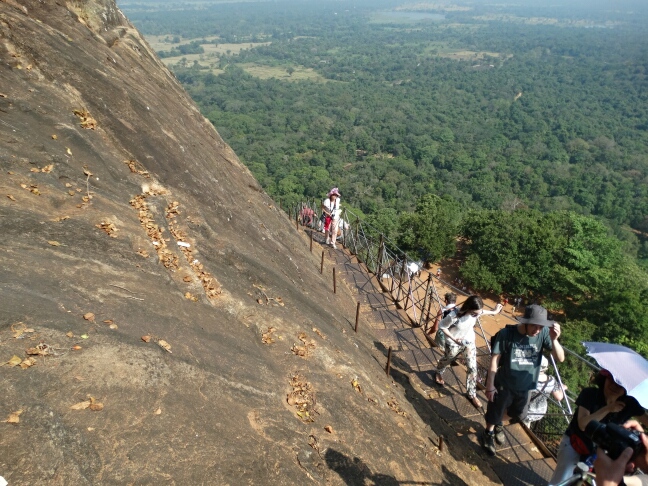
[322,187,341,248]
[434,295,503,408]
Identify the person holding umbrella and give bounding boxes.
[549,344,648,485]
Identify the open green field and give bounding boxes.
[422,42,511,61]
[238,63,328,82]
[144,35,271,73]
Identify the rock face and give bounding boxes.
[0,1,499,484]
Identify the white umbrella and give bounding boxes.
[582,342,648,409]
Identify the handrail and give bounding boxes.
[290,199,602,456]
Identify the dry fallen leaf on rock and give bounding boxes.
[26,342,50,356]
[154,408,162,415]
[41,164,54,173]
[20,357,37,369]
[141,335,151,343]
[324,425,333,433]
[157,340,172,353]
[109,324,118,330]
[351,378,362,393]
[312,328,326,339]
[66,332,74,338]
[6,194,16,201]
[4,410,23,424]
[71,345,82,351]
[71,396,103,411]
[70,400,91,410]
[7,355,22,367]
[53,216,70,222]
[68,190,75,196]
[83,312,95,322]
[262,327,276,344]
[48,240,61,246]
[183,275,192,282]
[52,134,58,140]
[30,168,40,173]
[89,399,104,411]
[11,322,34,338]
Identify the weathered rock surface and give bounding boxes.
[0,1,500,484]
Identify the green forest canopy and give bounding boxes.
[122,0,648,357]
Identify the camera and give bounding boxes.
[585,420,644,460]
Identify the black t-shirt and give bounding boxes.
[567,386,645,453]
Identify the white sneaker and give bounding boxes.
[326,238,331,245]
[332,244,337,249]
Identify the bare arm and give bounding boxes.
[481,303,503,316]
[577,402,626,432]
[549,323,565,363]
[485,353,501,402]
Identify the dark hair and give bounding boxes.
[593,369,626,395]
[458,295,483,317]
[593,370,607,389]
[444,292,457,304]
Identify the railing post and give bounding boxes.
[333,268,336,294]
[426,289,435,324]
[320,251,324,274]
[395,258,405,307]
[385,347,392,375]
[310,230,313,252]
[376,234,384,279]
[420,274,432,329]
[355,302,360,333]
[354,218,359,256]
[403,257,410,311]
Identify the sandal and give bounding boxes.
[468,395,482,409]
[434,372,445,386]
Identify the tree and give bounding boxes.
[397,195,460,263]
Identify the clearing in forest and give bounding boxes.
[238,63,328,82]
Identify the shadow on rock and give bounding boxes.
[326,448,441,486]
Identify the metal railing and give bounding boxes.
[289,199,602,457]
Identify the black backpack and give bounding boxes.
[442,306,458,319]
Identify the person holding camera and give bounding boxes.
[549,370,648,485]
[594,420,648,486]
[480,304,565,456]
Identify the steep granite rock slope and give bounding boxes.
[0,1,499,484]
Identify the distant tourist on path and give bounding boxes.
[322,188,341,249]
[480,305,564,456]
[322,187,340,238]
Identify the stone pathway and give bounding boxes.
[316,232,557,486]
